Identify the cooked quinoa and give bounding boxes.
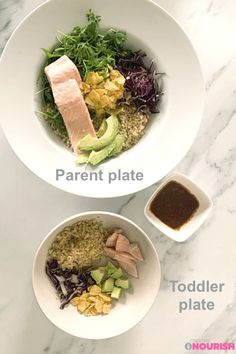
[42,104,71,149]
[48,219,108,269]
[118,105,150,150]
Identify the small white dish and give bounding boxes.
[144,174,213,242]
[32,211,161,339]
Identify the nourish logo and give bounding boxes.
[185,342,235,351]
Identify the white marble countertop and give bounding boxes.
[1,0,236,353]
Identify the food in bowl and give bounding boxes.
[33,211,161,338]
[46,218,144,316]
[39,10,162,166]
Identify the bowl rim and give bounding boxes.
[32,210,162,339]
[144,173,213,242]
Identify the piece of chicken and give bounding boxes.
[115,234,130,252]
[105,233,119,248]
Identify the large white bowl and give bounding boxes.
[0,0,204,198]
[32,211,161,339]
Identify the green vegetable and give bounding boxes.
[40,10,132,141]
[115,278,130,289]
[90,268,106,284]
[102,278,115,293]
[91,263,130,301]
[106,262,118,277]
[88,134,122,165]
[76,152,90,164]
[77,115,119,151]
[96,119,107,138]
[109,134,124,157]
[110,267,123,279]
[111,286,122,300]
[43,10,130,80]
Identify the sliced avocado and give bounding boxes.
[97,119,107,138]
[111,286,122,300]
[109,134,125,157]
[106,262,118,277]
[77,115,119,151]
[102,277,115,293]
[88,134,122,166]
[115,278,130,289]
[76,152,90,165]
[111,267,123,279]
[90,268,106,284]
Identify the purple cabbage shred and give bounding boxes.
[116,51,163,113]
[46,260,94,309]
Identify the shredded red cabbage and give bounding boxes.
[46,260,94,309]
[116,51,162,113]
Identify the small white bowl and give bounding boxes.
[144,174,213,242]
[32,211,161,339]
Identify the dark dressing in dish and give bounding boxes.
[150,180,200,230]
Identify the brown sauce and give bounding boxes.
[150,180,200,230]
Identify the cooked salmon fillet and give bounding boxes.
[45,55,96,153]
[45,55,82,86]
[54,79,96,151]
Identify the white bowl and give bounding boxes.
[144,174,213,242]
[32,211,161,339]
[0,0,204,198]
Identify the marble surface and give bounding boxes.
[1,0,236,353]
